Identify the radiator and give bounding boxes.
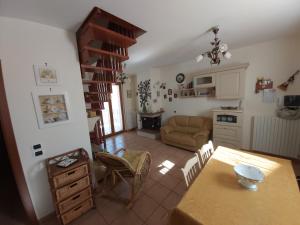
[251,116,300,158]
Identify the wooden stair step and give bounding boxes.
[82,80,115,84]
[81,64,122,73]
[81,46,129,62]
[84,91,111,95]
[79,22,137,48]
[86,109,102,112]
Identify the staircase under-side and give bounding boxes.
[76,7,145,147]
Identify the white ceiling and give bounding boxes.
[1,0,300,73]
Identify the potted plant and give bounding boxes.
[137,79,151,113]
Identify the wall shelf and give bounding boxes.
[177,87,215,98]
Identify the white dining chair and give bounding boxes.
[181,154,202,188]
[198,140,215,166]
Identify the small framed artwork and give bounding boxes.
[174,93,178,98]
[164,94,167,99]
[127,90,132,98]
[157,91,160,97]
[34,64,60,86]
[168,89,172,95]
[169,97,172,102]
[32,90,71,129]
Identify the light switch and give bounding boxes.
[32,144,43,157]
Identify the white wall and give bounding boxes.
[0,17,91,219]
[159,36,300,149]
[136,68,163,113]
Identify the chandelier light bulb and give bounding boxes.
[219,43,228,53]
[195,26,231,64]
[196,54,204,62]
[224,51,232,59]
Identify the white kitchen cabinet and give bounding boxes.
[216,68,246,99]
[212,109,243,149]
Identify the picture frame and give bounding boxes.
[164,94,167,99]
[32,90,71,129]
[169,97,173,102]
[168,89,172,95]
[174,93,178,98]
[34,64,60,86]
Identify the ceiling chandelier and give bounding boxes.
[195,26,232,65]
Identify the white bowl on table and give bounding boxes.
[234,164,264,191]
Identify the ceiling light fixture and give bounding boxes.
[195,26,231,65]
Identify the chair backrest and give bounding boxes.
[198,140,214,166]
[95,152,135,174]
[181,154,201,188]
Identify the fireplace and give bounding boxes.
[137,111,164,139]
[141,115,161,130]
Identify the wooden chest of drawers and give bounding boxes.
[46,149,94,225]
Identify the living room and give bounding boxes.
[0,1,300,225]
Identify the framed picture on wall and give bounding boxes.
[32,90,71,129]
[33,64,60,86]
[168,89,172,95]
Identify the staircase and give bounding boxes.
[76,7,145,146]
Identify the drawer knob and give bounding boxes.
[70,183,78,188]
[67,171,76,176]
[74,205,82,211]
[72,194,81,200]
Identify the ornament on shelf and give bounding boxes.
[277,70,299,91]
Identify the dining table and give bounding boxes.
[169,146,300,225]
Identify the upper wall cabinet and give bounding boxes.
[216,68,246,99]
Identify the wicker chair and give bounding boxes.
[94,148,151,206]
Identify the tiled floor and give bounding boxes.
[42,131,193,225]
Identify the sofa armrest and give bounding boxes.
[161,125,174,134]
[192,130,210,138]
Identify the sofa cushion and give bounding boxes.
[165,131,197,146]
[188,116,212,130]
[168,116,189,127]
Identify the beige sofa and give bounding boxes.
[160,115,212,151]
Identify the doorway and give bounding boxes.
[102,83,125,136]
[0,127,29,224]
[0,61,38,225]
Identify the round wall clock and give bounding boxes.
[176,73,185,83]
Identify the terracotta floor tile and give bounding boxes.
[71,209,107,225]
[149,168,165,182]
[41,132,189,225]
[95,197,129,224]
[161,192,182,211]
[143,177,156,191]
[167,166,184,180]
[144,182,171,204]
[145,206,169,225]
[158,174,181,190]
[173,180,187,196]
[132,194,159,221]
[111,211,143,225]
[39,214,60,225]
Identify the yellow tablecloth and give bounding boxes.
[169,146,300,225]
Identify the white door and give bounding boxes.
[123,76,138,130]
[216,70,240,99]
